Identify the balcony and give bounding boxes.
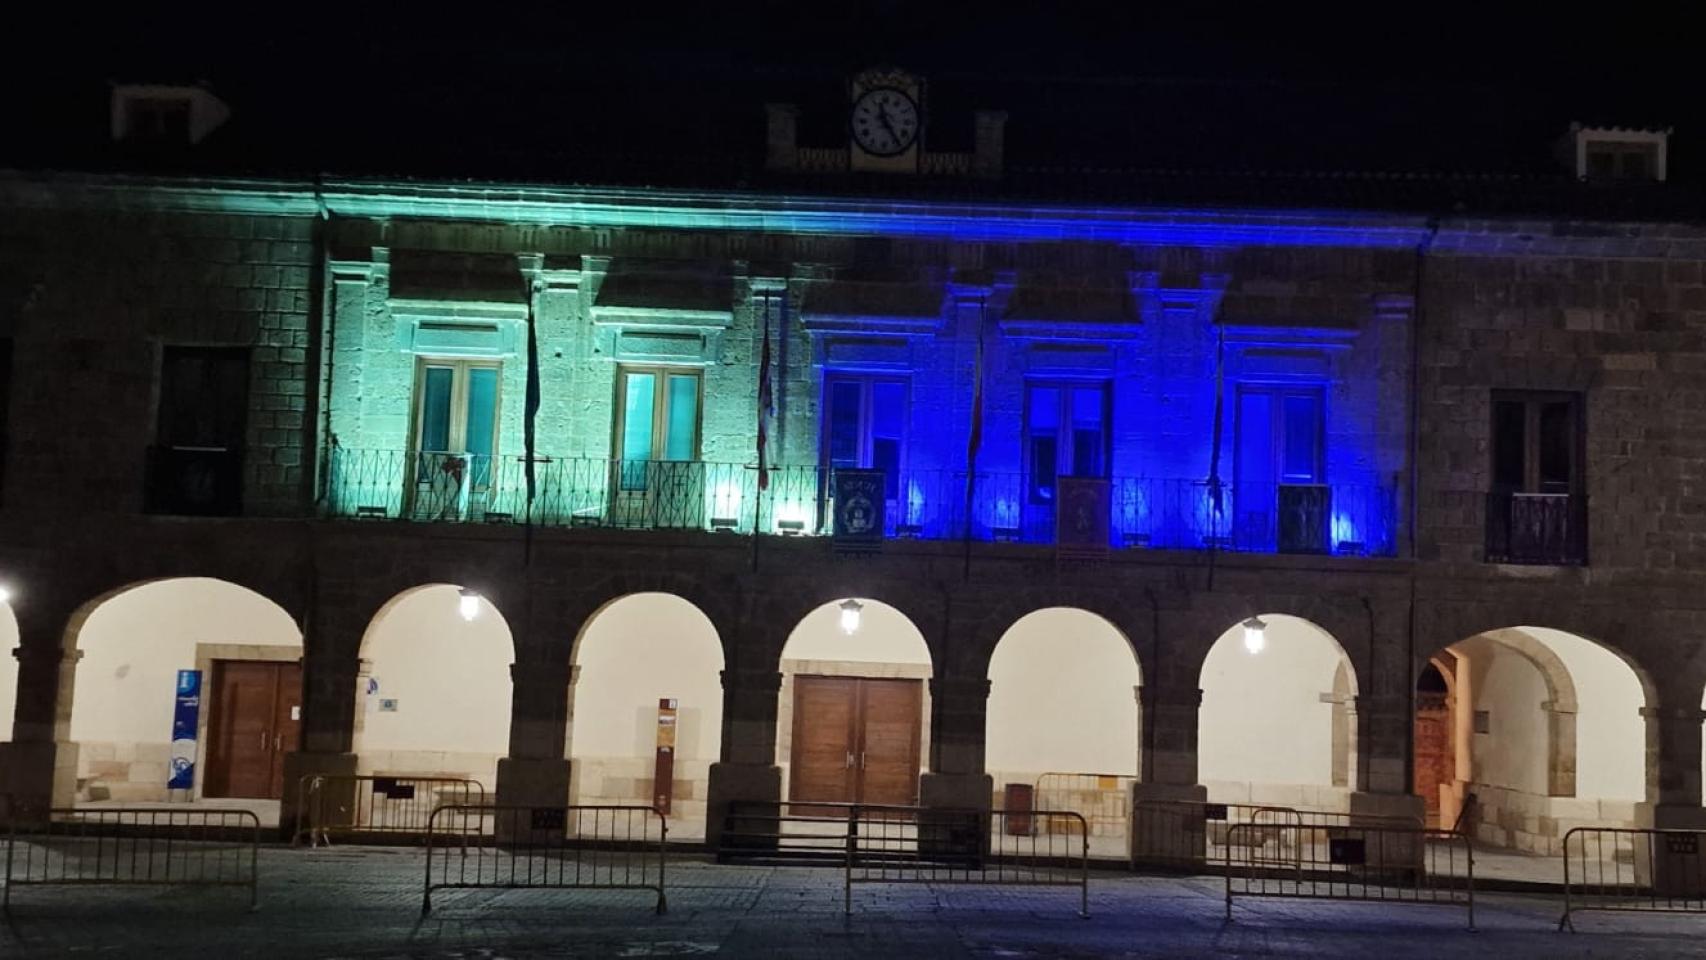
[325,448,1399,557]
[144,445,244,517]
[1484,490,1587,565]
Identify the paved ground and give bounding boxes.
[3,847,1704,958]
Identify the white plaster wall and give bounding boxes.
[1459,634,1548,796]
[70,579,300,745]
[1198,615,1348,789]
[358,585,512,784]
[1520,626,1645,801]
[780,600,932,666]
[571,593,724,763]
[0,603,17,741]
[986,608,1139,782]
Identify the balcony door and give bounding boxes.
[1487,391,1585,564]
[1234,385,1326,552]
[411,358,500,520]
[823,376,906,530]
[1023,382,1109,540]
[612,366,702,528]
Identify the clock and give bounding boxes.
[850,87,920,157]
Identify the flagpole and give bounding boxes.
[751,291,775,573]
[523,274,542,566]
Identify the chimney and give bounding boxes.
[972,109,1008,180]
[765,103,800,172]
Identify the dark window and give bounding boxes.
[822,375,906,500]
[1486,390,1587,565]
[147,346,249,515]
[1234,383,1328,552]
[1025,381,1109,505]
[1491,392,1582,494]
[1583,141,1660,181]
[126,98,193,143]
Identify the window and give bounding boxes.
[1235,385,1324,488]
[125,97,192,143]
[823,375,906,500]
[413,358,501,493]
[615,366,701,489]
[1584,141,1659,181]
[148,346,249,515]
[1491,392,1582,494]
[1024,382,1109,505]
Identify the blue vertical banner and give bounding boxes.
[168,669,201,790]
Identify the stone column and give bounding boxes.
[1348,688,1426,823]
[704,669,783,848]
[1634,706,1706,894]
[0,643,82,817]
[495,658,573,811]
[1130,686,1209,865]
[919,675,993,811]
[278,619,363,836]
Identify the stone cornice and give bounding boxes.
[9,169,1706,257]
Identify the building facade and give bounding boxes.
[2,77,1705,858]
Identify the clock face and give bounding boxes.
[850,87,920,157]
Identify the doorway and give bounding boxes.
[205,660,301,799]
[1413,661,1454,829]
[788,676,922,808]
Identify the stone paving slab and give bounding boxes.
[1,847,1703,958]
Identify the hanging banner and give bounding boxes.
[167,669,202,790]
[1056,476,1111,557]
[832,468,886,549]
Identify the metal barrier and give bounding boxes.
[1559,827,1706,931]
[1034,773,1136,854]
[4,808,260,911]
[422,804,667,916]
[719,800,868,863]
[844,805,1089,918]
[293,774,486,846]
[1223,822,1473,928]
[1130,799,1423,871]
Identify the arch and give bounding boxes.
[972,586,1151,682]
[0,601,17,742]
[568,592,724,838]
[556,572,741,668]
[985,607,1141,781]
[776,598,933,805]
[1438,624,1649,855]
[64,577,301,804]
[353,584,514,789]
[1198,613,1357,808]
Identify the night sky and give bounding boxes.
[4,5,1700,187]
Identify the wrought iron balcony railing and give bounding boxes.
[324,447,1399,557]
[1484,490,1587,565]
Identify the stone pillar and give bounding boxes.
[1633,706,1706,895]
[1130,686,1209,865]
[1349,688,1426,824]
[495,658,573,811]
[704,669,783,849]
[0,644,82,818]
[278,630,363,837]
[919,676,993,811]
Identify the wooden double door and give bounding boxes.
[204,661,301,799]
[788,676,923,808]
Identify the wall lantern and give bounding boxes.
[839,598,865,636]
[1242,615,1268,655]
[458,587,483,623]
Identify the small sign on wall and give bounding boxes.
[654,698,678,816]
[379,698,399,713]
[168,669,201,791]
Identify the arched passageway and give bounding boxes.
[776,599,931,807]
[986,607,1140,858]
[1426,626,1648,855]
[570,592,724,839]
[1198,614,1357,810]
[65,578,301,804]
[353,585,513,789]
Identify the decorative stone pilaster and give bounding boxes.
[1543,701,1578,797]
[495,659,574,811]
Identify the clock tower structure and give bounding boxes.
[849,66,923,174]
